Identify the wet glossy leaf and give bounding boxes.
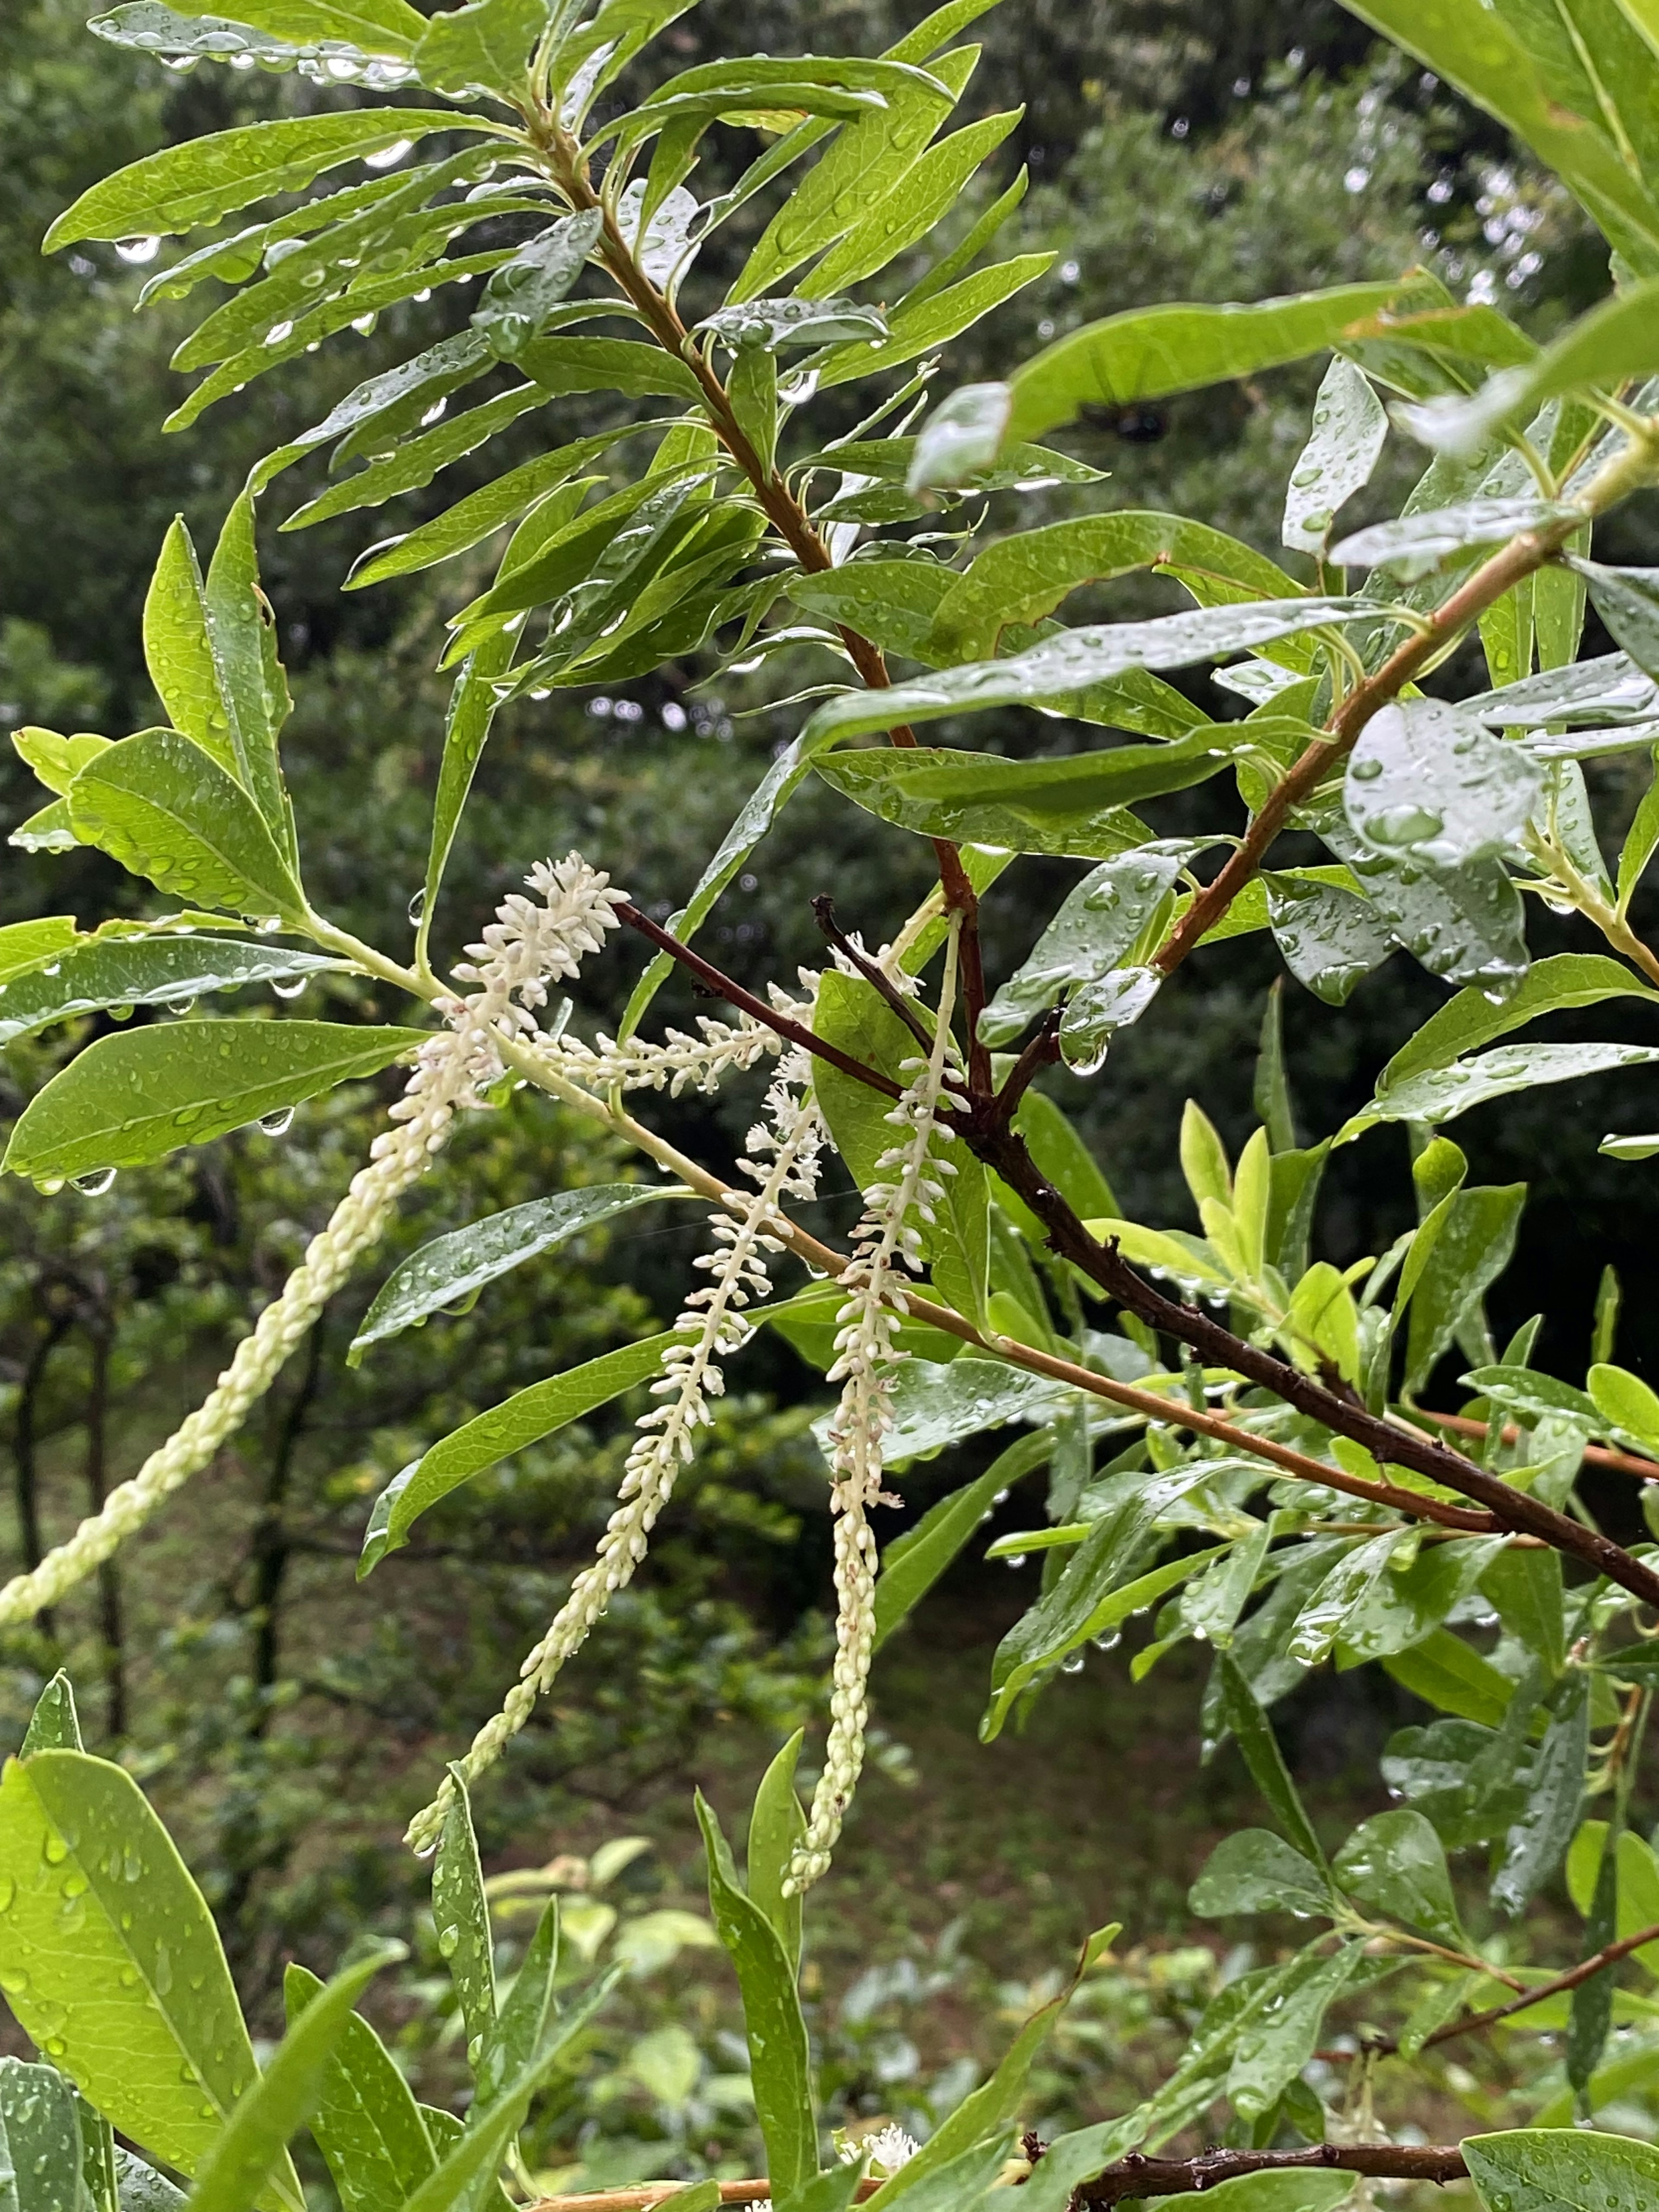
[1283,355,1388,551]
[1286,1534,1399,1665]
[1463,651,1659,729]
[45,109,498,246]
[1189,1830,1332,1920]
[852,1358,1066,1468]
[1344,698,1541,868]
[872,1432,1051,1654]
[172,0,426,45]
[1265,870,1392,1004]
[352,1183,693,1357]
[87,4,421,76]
[283,1961,435,2212]
[188,1947,403,2212]
[1481,1547,1565,1675]
[981,847,1185,1046]
[357,1328,693,1573]
[1331,496,1577,578]
[472,209,604,358]
[1225,1943,1364,2119]
[699,295,888,351]
[1370,953,1657,1108]
[1564,556,1659,679]
[812,107,1020,292]
[0,936,341,1047]
[1588,1362,1659,1453]
[21,1673,83,1755]
[745,1734,807,1974]
[1493,1677,1589,1915]
[1333,1808,1466,1947]
[1353,1043,1659,1139]
[3,1020,424,1184]
[816,252,1054,388]
[474,1895,558,2109]
[411,0,545,95]
[694,1792,814,2199]
[0,1750,268,2192]
[801,598,1363,745]
[0,2058,84,2212]
[1214,1653,1325,1869]
[0,917,81,985]
[1462,1363,1599,1427]
[1464,2126,1659,2212]
[66,730,303,922]
[1403,1181,1525,1394]
[432,1767,495,2069]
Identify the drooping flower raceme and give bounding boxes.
[0,856,625,1628]
[787,924,965,1895]
[406,1046,824,1853]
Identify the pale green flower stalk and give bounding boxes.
[407,1047,823,1854]
[0,855,625,1629]
[787,923,963,1896]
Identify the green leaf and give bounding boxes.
[418,630,520,945]
[1461,1364,1599,1428]
[432,1767,496,2066]
[816,734,1249,857]
[351,1184,693,1358]
[809,107,1021,292]
[200,496,294,864]
[700,295,889,352]
[1463,2127,1659,2211]
[357,1330,691,1574]
[187,1946,404,2212]
[1371,954,1658,1103]
[411,0,545,96]
[988,282,1402,451]
[0,937,341,1048]
[0,1750,269,2193]
[925,511,1300,666]
[1589,1362,1659,1453]
[1332,495,1577,578]
[0,2058,85,2212]
[872,1431,1051,1654]
[1404,1182,1525,1395]
[980,847,1185,1046]
[1265,871,1392,1005]
[1480,1547,1565,1675]
[45,110,500,247]
[1384,1626,1517,1728]
[0,917,81,985]
[168,0,427,47]
[283,387,550,534]
[1224,1942,1364,2120]
[1189,1830,1332,1921]
[785,558,955,661]
[283,1962,435,2212]
[21,1672,84,1755]
[1283,355,1388,552]
[1403,280,1659,456]
[3,1020,423,1185]
[87,4,422,75]
[800,598,1365,747]
[474,1895,558,2107]
[473,211,605,358]
[1013,1090,1119,1220]
[746,1732,807,1974]
[1463,650,1659,730]
[1332,1808,1467,1948]
[1344,697,1542,869]
[1286,1533,1399,1665]
[66,731,304,922]
[1214,1652,1326,1872]
[1353,1045,1659,1141]
[814,252,1055,389]
[693,1792,813,2201]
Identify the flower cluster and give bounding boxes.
[551,1007,782,1096]
[0,856,626,1629]
[788,926,965,1894]
[407,1048,824,1853]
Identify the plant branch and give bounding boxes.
[968,1121,1659,1607]
[532,2189,879,2212]
[1417,1406,1659,1481]
[1071,2144,1469,2205]
[812,894,934,1052]
[1354,1919,1659,2058]
[1154,422,1659,972]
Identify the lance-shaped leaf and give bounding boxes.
[87,5,423,77]
[67,730,304,921]
[0,2058,85,2212]
[835,1358,1065,1468]
[283,1961,435,2212]
[1588,1362,1659,1454]
[981,846,1185,1045]
[1344,697,1543,868]
[45,108,501,246]
[817,734,1247,856]
[1264,870,1392,1004]
[1318,818,1528,1000]
[981,282,1402,451]
[1283,355,1388,552]
[815,252,1054,388]
[352,1183,695,1357]
[699,295,889,352]
[432,1770,495,2066]
[1566,556,1659,680]
[810,106,1022,292]
[167,0,426,45]
[1189,1830,1333,1921]
[926,512,1300,664]
[1401,280,1659,458]
[0,1750,272,2193]
[1225,1941,1365,2120]
[1373,953,1658,1102]
[694,1793,814,2200]
[872,1432,1051,1655]
[2,1020,425,1184]
[186,1945,404,2212]
[283,385,550,533]
[1347,1043,1659,1140]
[1214,1652,1326,1869]
[0,937,340,1046]
[472,209,605,359]
[357,1328,694,1573]
[1463,1363,1600,1429]
[0,916,81,983]
[1331,496,1580,579]
[1494,1677,1590,1916]
[801,597,1365,745]
[1462,651,1659,729]
[411,0,547,95]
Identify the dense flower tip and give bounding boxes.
[840,2126,920,2179]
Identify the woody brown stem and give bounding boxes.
[1418,1406,1659,1480]
[1073,2144,1469,2204]
[1348,1918,1659,2059]
[813,894,934,1052]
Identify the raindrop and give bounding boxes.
[1350,757,1383,782]
[257,1106,296,1137]
[438,1923,460,1958]
[270,975,308,999]
[1060,1654,1086,1675]
[116,235,162,264]
[352,311,378,335]
[407,887,427,926]
[364,137,414,169]
[255,916,283,934]
[70,1168,117,1197]
[420,397,448,426]
[1003,1553,1027,1570]
[264,319,295,346]
[108,1001,135,1022]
